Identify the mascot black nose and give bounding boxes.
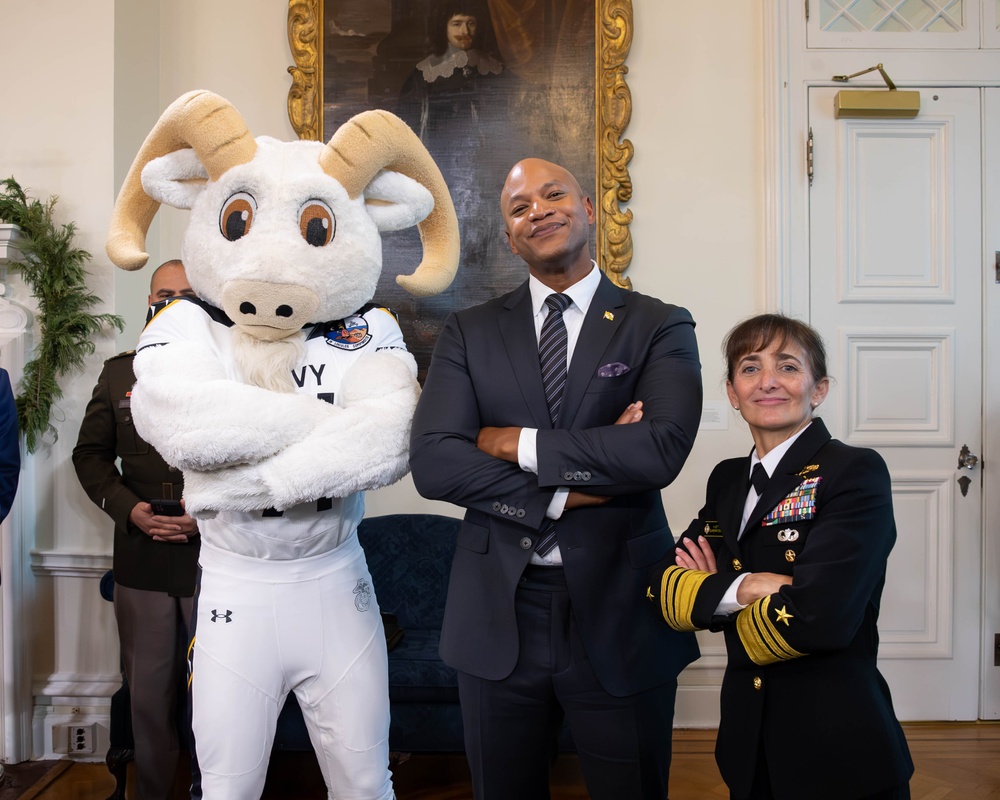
[240,302,257,315]
[276,305,294,318]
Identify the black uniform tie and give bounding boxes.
[751,462,769,495]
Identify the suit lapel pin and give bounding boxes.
[603,311,614,321]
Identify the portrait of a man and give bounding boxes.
[320,0,597,378]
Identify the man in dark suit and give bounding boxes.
[73,260,200,800]
[409,158,702,799]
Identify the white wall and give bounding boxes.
[0,0,766,752]
[0,0,124,760]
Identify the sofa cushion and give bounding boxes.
[358,514,459,630]
[388,629,459,703]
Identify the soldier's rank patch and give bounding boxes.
[763,477,821,526]
[736,595,806,666]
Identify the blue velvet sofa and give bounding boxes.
[274,513,464,753]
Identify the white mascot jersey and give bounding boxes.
[137,295,407,559]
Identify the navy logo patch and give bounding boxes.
[353,579,373,612]
[326,315,372,350]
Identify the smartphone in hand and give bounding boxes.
[150,499,184,517]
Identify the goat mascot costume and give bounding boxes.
[106,90,459,800]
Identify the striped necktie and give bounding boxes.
[539,293,571,426]
[535,293,572,557]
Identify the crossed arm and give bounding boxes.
[476,401,645,510]
[675,534,791,606]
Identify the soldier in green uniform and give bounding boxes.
[73,260,200,800]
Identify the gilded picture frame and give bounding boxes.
[287,0,633,375]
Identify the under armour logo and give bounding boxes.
[211,609,233,623]
[353,579,372,612]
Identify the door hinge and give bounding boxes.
[995,633,1000,666]
[995,251,1000,284]
[807,127,814,186]
[805,0,810,22]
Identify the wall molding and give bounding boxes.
[29,551,112,579]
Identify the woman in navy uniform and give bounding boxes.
[650,314,912,800]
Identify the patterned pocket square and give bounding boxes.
[597,362,630,378]
[763,477,821,526]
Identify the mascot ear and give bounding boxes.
[363,170,435,232]
[141,149,209,210]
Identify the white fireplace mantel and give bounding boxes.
[0,225,23,267]
[0,222,33,763]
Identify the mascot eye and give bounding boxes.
[299,200,336,247]
[220,192,257,241]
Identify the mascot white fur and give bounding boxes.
[106,90,459,800]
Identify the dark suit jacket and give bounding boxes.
[653,419,913,799]
[410,273,702,697]
[0,369,19,523]
[73,352,199,597]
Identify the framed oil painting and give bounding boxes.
[287,0,633,378]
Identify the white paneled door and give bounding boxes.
[808,87,983,719]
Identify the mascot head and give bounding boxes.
[106,90,459,343]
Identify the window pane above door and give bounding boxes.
[809,0,981,47]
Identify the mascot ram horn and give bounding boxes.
[105,90,460,515]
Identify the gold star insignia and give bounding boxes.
[603,311,614,321]
[775,605,793,626]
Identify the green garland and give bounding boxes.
[0,177,124,453]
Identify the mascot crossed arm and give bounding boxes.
[106,90,459,800]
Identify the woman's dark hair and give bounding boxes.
[723,313,828,383]
[428,1,485,56]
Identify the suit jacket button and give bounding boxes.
[492,501,501,511]
[516,509,526,518]
[564,471,574,481]
[732,558,743,571]
[573,471,583,480]
[507,507,517,516]
[753,676,763,691]
[582,471,591,481]
[520,537,532,550]
[501,504,509,514]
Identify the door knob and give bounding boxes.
[957,444,979,470]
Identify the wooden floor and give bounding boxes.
[6,723,999,799]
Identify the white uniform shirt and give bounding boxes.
[137,297,408,560]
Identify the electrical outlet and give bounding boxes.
[70,724,95,754]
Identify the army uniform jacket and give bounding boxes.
[654,419,912,800]
[73,352,199,596]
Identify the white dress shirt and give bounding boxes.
[516,263,602,565]
[716,422,813,613]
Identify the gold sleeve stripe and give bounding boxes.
[660,566,711,632]
[736,595,806,666]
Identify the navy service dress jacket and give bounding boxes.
[652,418,913,800]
